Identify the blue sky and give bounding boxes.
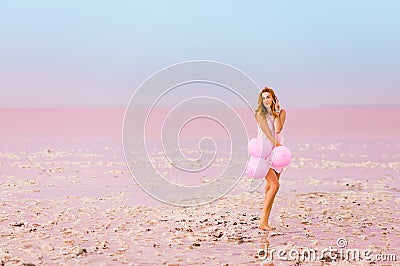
[1,1,399,107]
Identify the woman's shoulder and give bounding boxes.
[255,110,264,120]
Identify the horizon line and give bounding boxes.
[0,104,399,109]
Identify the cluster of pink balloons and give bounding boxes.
[246,138,292,179]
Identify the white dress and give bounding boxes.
[257,113,284,173]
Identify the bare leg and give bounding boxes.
[259,169,280,231]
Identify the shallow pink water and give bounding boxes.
[1,106,399,197]
[1,107,399,142]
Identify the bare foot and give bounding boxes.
[258,223,275,231]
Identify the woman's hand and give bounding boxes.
[275,140,282,147]
[275,101,281,113]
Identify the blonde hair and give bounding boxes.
[255,87,279,120]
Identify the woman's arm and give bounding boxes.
[274,109,286,134]
[256,113,281,146]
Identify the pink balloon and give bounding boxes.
[246,156,269,179]
[248,138,273,158]
[271,146,292,167]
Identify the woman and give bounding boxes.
[255,87,287,231]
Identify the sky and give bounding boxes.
[0,0,399,108]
